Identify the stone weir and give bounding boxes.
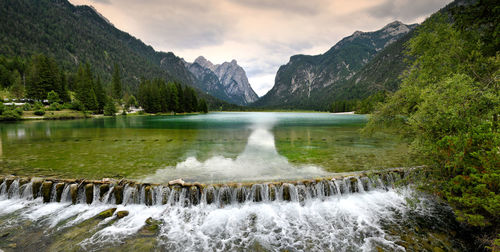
[0,168,413,207]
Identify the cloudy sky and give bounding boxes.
[69,0,451,96]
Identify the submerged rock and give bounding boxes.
[116,211,129,219]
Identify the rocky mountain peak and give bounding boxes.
[187,56,259,105]
[194,56,216,72]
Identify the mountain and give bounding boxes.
[0,0,241,109]
[253,21,417,110]
[185,56,259,105]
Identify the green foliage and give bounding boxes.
[0,102,4,114]
[47,90,60,104]
[74,64,97,112]
[0,108,21,121]
[112,64,122,100]
[48,102,62,111]
[34,109,45,116]
[364,5,499,234]
[198,99,208,113]
[22,102,31,111]
[10,70,24,99]
[103,97,117,116]
[125,95,137,111]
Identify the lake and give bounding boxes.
[0,112,412,183]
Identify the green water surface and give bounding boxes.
[0,112,413,182]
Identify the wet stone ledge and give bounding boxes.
[0,167,418,207]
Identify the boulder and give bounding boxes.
[116,210,129,219]
[97,208,117,219]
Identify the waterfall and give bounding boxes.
[0,169,408,208]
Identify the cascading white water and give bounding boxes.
[0,182,440,251]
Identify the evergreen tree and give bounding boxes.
[10,70,24,99]
[112,63,122,100]
[166,82,179,112]
[75,64,97,111]
[59,71,71,103]
[198,98,208,113]
[94,76,106,113]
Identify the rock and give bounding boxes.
[84,183,93,204]
[1,232,9,238]
[99,184,110,199]
[5,178,14,192]
[31,177,44,198]
[97,208,117,219]
[116,210,129,219]
[144,186,152,206]
[55,183,65,202]
[253,185,262,202]
[189,186,200,205]
[69,184,78,204]
[269,184,276,201]
[114,185,123,205]
[140,217,161,236]
[205,187,215,205]
[168,178,185,186]
[282,183,291,201]
[235,186,245,203]
[41,181,53,203]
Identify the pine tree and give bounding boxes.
[10,70,24,99]
[75,64,97,111]
[112,63,122,100]
[94,76,106,113]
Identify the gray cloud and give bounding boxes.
[366,0,451,21]
[70,0,452,96]
[231,0,326,15]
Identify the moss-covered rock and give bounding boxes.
[97,208,117,219]
[41,181,53,203]
[116,210,129,219]
[144,186,152,206]
[85,183,93,204]
[99,184,110,199]
[55,183,65,202]
[31,177,43,198]
[114,185,123,205]
[282,183,291,201]
[70,184,78,204]
[140,217,162,237]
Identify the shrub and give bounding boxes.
[23,103,32,111]
[15,107,23,116]
[48,102,61,111]
[103,101,117,116]
[34,109,45,116]
[0,109,21,121]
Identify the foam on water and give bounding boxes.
[0,183,439,251]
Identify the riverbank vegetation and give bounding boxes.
[0,53,209,121]
[364,1,499,249]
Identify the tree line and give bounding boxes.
[0,53,208,117]
[138,78,207,114]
